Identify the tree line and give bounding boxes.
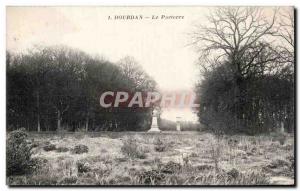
[7,46,156,132]
[192,7,294,134]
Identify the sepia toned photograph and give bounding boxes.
[6,6,295,186]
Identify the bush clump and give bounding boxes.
[137,169,165,185]
[6,128,37,176]
[59,175,78,185]
[76,160,91,173]
[272,133,287,145]
[154,138,167,152]
[227,168,240,179]
[121,137,146,159]
[43,144,56,151]
[160,161,182,174]
[71,144,89,154]
[56,147,69,153]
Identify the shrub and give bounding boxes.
[262,158,293,177]
[59,176,78,185]
[43,144,56,151]
[115,157,128,163]
[227,168,240,179]
[121,137,146,159]
[27,174,59,185]
[56,147,69,153]
[77,160,91,173]
[29,139,40,148]
[286,155,294,177]
[160,161,182,174]
[195,164,214,171]
[72,144,89,154]
[228,138,239,147]
[137,169,165,185]
[155,145,166,152]
[6,129,37,176]
[272,133,287,145]
[154,138,167,152]
[30,157,48,173]
[189,152,198,157]
[268,159,290,169]
[191,171,269,185]
[278,136,286,145]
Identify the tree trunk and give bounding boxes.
[85,112,89,132]
[57,110,61,132]
[280,121,285,133]
[37,115,41,132]
[37,91,41,132]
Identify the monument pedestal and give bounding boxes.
[176,117,181,131]
[148,116,160,132]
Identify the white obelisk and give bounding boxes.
[148,109,160,132]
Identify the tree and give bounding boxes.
[274,8,294,65]
[82,57,129,131]
[7,46,157,132]
[191,7,280,77]
[192,7,294,134]
[117,56,157,131]
[118,56,156,91]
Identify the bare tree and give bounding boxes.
[273,8,294,67]
[191,7,295,133]
[191,7,279,79]
[118,56,156,91]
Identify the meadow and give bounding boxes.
[7,131,294,186]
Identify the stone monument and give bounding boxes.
[176,116,181,131]
[148,109,160,132]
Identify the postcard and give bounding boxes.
[6,6,295,186]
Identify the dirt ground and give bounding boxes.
[8,131,295,186]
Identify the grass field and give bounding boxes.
[7,131,294,186]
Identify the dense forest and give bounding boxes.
[7,46,156,132]
[193,8,294,134]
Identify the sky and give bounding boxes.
[6,6,292,122]
[7,7,206,89]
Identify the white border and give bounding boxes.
[1,0,299,6]
[0,0,299,190]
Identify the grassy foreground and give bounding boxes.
[7,131,294,186]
